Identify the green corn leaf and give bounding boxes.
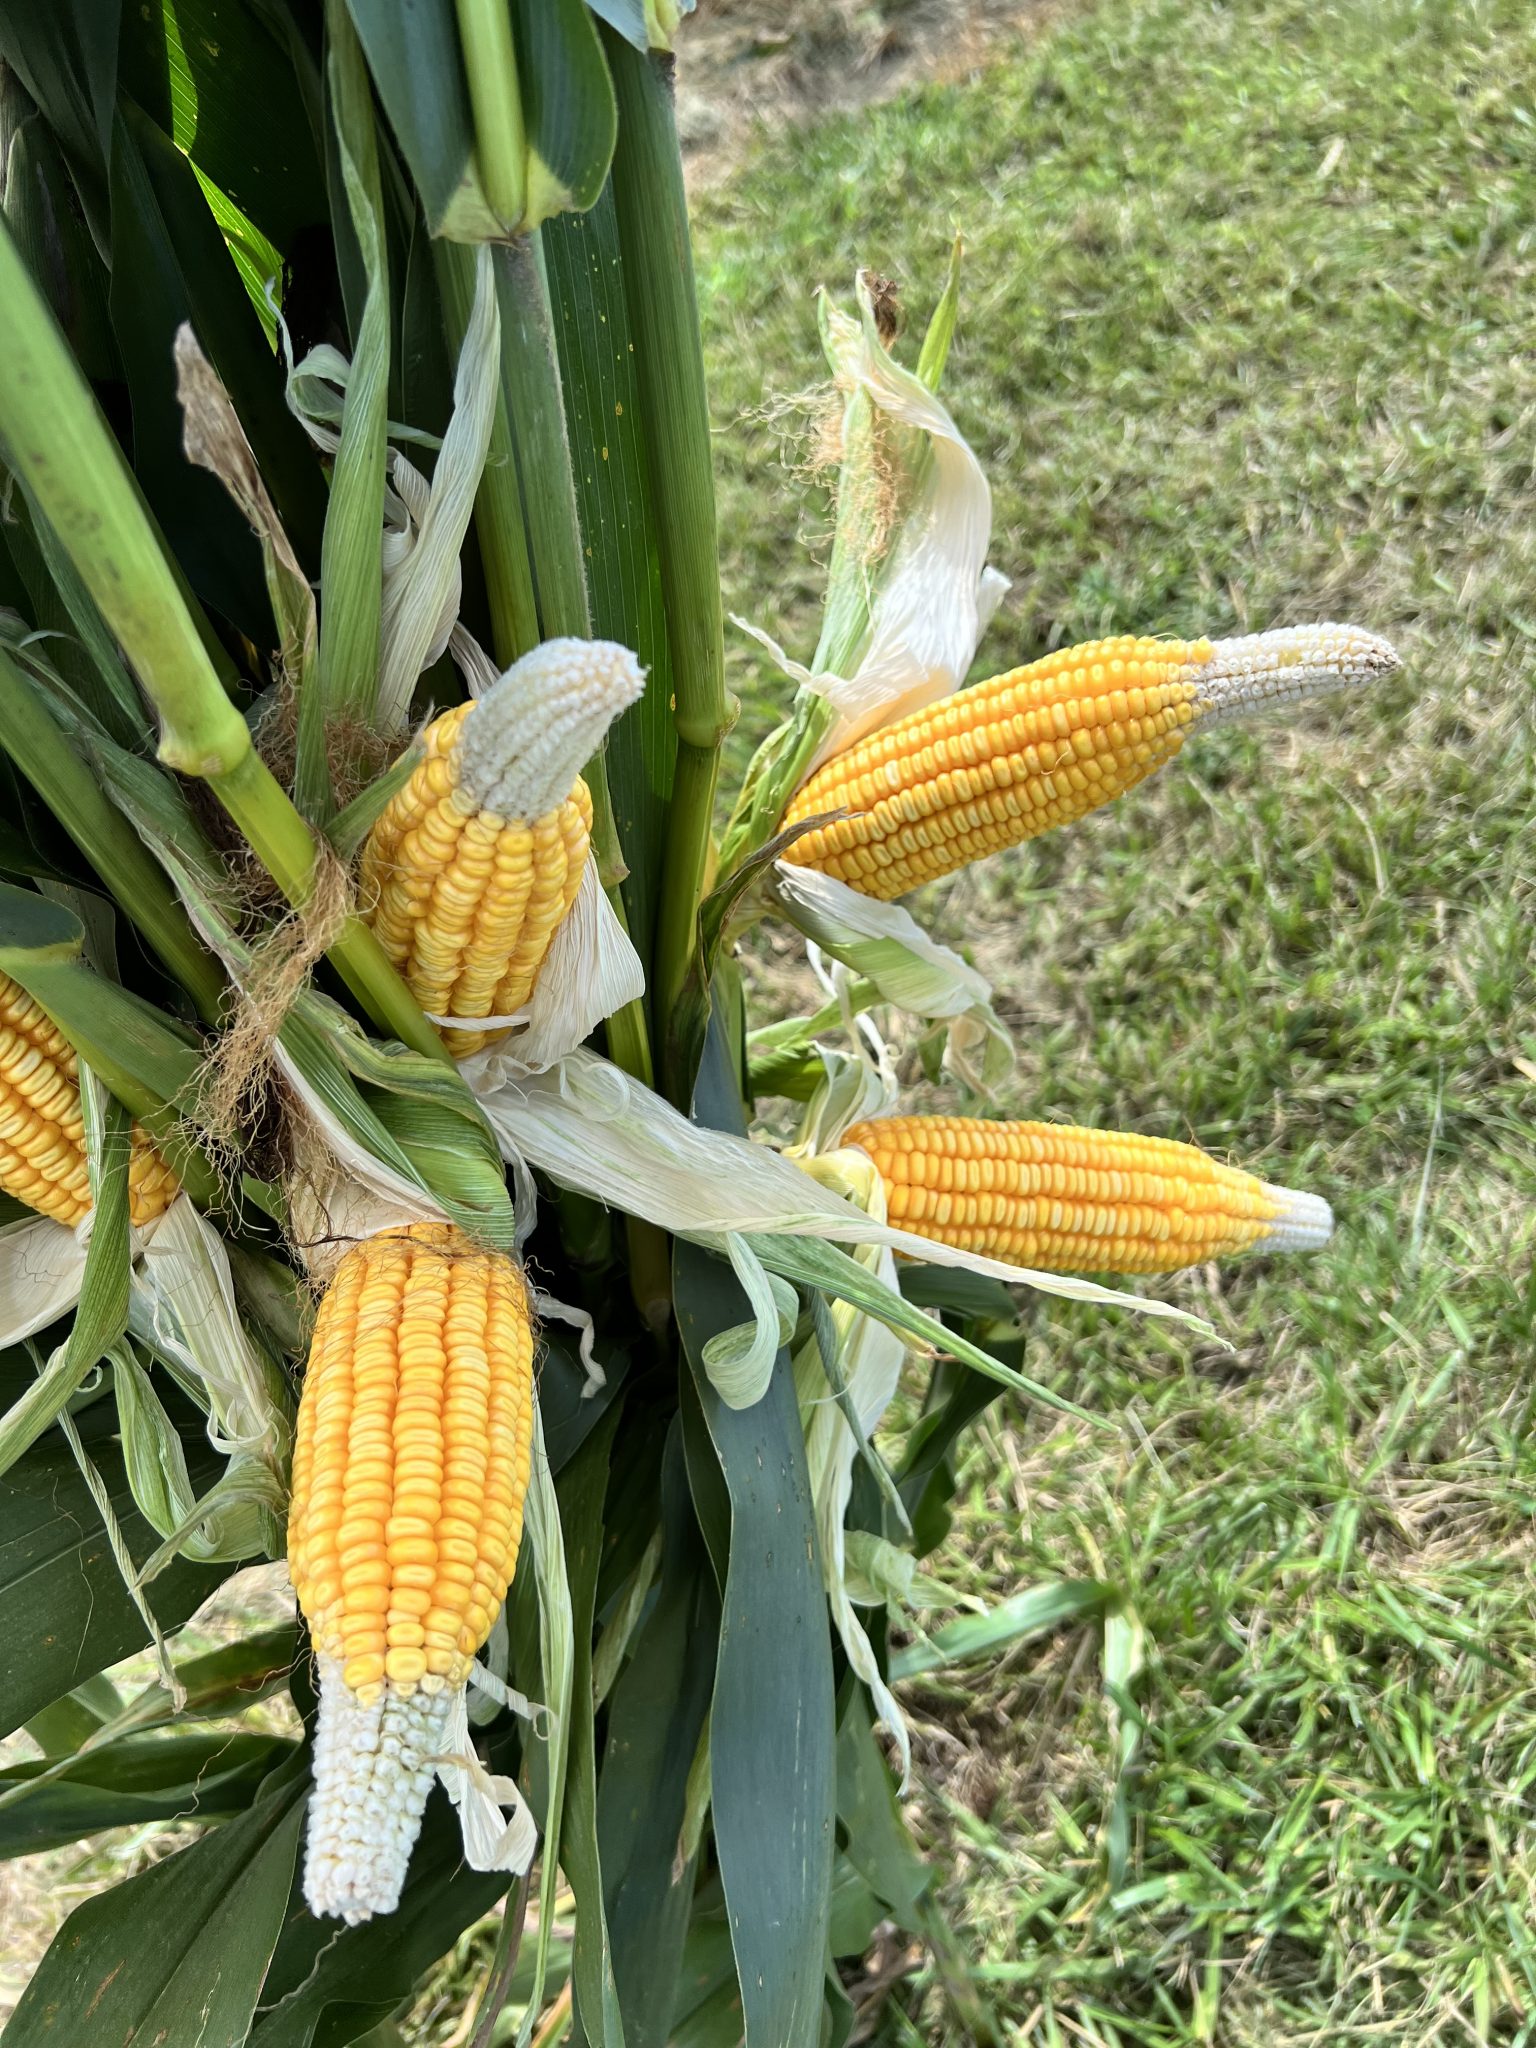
[22,1674,122,1759]
[0,1728,296,1858]
[300,0,391,814]
[0,1,119,219]
[117,0,328,261]
[671,1015,835,2048]
[835,1693,931,1928]
[106,104,279,634]
[604,29,728,1087]
[4,1758,306,2048]
[506,1404,578,2045]
[0,1353,226,1739]
[887,1580,1118,1684]
[510,0,616,230]
[112,1343,201,1544]
[0,641,225,1019]
[750,1232,1103,1430]
[0,79,118,385]
[343,0,481,238]
[0,488,145,749]
[595,1427,714,2048]
[557,1401,627,2047]
[545,182,678,967]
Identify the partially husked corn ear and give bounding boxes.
[783,625,1400,899]
[843,1115,1333,1273]
[360,638,644,1055]
[0,969,179,1227]
[287,1222,536,1922]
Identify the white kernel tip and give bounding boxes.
[1257,1182,1334,1253]
[455,637,645,820]
[304,1659,454,1924]
[1193,624,1400,727]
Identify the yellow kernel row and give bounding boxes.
[287,1224,535,1703]
[783,637,1213,898]
[844,1114,1284,1275]
[360,702,592,1056]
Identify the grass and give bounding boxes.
[691,0,1536,2039]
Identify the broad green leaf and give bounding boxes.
[827,1859,885,1962]
[4,1761,304,2047]
[23,1674,122,1758]
[302,0,389,809]
[897,1357,1011,1557]
[0,0,120,207]
[95,1624,298,1741]
[111,98,326,572]
[343,0,477,237]
[0,1728,295,1857]
[598,1425,717,2048]
[105,103,287,631]
[557,1403,626,2048]
[0,643,224,1017]
[118,0,327,255]
[888,1579,1117,1683]
[538,1328,630,1475]
[0,1356,225,1737]
[545,182,677,966]
[510,0,616,229]
[671,1017,835,2048]
[835,1694,931,1929]
[0,485,144,743]
[0,90,118,384]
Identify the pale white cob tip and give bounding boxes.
[305,1659,454,1924]
[456,636,645,820]
[1256,1182,1335,1254]
[1194,624,1400,727]
[304,1659,539,1923]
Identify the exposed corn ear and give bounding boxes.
[360,638,644,1055]
[0,969,179,1227]
[287,1222,536,1921]
[842,1115,1332,1274]
[782,624,1400,898]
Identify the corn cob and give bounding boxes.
[783,624,1400,898]
[842,1115,1332,1274]
[0,969,179,1227]
[360,638,644,1055]
[287,1222,535,1921]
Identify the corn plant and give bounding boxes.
[0,5,1397,2044]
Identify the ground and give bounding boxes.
[5,0,1535,2041]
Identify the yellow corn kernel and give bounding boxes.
[0,969,179,1227]
[783,625,1399,898]
[359,638,643,1056]
[287,1222,536,1706]
[843,1115,1332,1274]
